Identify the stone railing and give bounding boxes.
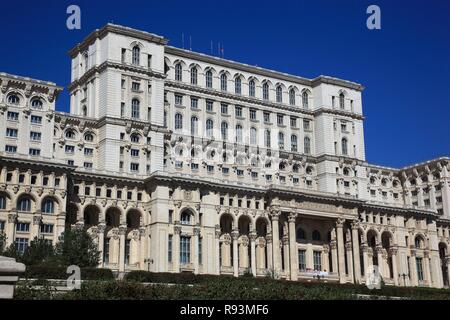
[0,256,26,299]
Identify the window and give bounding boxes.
[120,103,125,117]
[264,129,271,148]
[298,250,306,271]
[65,130,76,139]
[291,135,298,152]
[125,239,131,265]
[289,89,296,105]
[132,46,140,65]
[190,67,198,85]
[250,127,257,145]
[191,163,199,171]
[237,169,244,177]
[104,238,110,264]
[180,236,191,264]
[65,145,75,154]
[207,165,214,173]
[31,98,43,109]
[6,128,18,138]
[262,82,269,100]
[190,97,198,109]
[235,77,241,94]
[249,109,256,120]
[276,86,283,103]
[223,167,230,174]
[251,171,258,179]
[130,163,139,172]
[290,117,297,128]
[199,237,203,265]
[249,80,255,97]
[220,73,227,91]
[416,257,424,281]
[29,148,40,156]
[302,91,309,109]
[83,162,93,169]
[235,106,243,118]
[339,93,345,109]
[205,70,213,88]
[84,133,94,142]
[206,100,214,112]
[313,251,322,271]
[221,122,228,141]
[168,235,173,263]
[173,113,183,132]
[235,125,243,143]
[131,82,140,92]
[304,137,311,154]
[84,148,93,156]
[206,119,214,137]
[312,230,321,241]
[175,94,183,106]
[278,132,285,150]
[16,222,30,232]
[131,133,140,143]
[341,138,348,155]
[131,149,139,157]
[15,238,28,253]
[147,54,152,69]
[221,103,228,115]
[8,94,20,105]
[180,211,191,225]
[303,119,310,130]
[175,63,183,81]
[191,116,198,135]
[277,114,284,126]
[42,199,54,214]
[0,196,6,210]
[30,115,42,124]
[7,111,19,121]
[131,99,140,119]
[263,112,270,123]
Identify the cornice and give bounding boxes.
[0,155,75,172]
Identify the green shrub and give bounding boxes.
[23,265,114,280]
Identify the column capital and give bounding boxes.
[97,222,106,233]
[32,215,42,225]
[249,232,257,242]
[269,207,281,220]
[215,229,221,239]
[410,248,417,257]
[119,225,127,235]
[7,213,17,223]
[323,244,330,253]
[389,247,398,256]
[351,219,360,230]
[336,217,345,228]
[174,225,182,235]
[345,242,352,251]
[231,230,239,240]
[193,227,201,236]
[424,250,430,258]
[265,233,273,243]
[330,240,337,250]
[288,213,297,223]
[139,227,146,237]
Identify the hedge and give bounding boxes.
[23,265,114,281]
[123,271,235,284]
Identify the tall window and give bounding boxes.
[264,129,271,148]
[416,257,424,281]
[131,99,140,119]
[278,132,284,150]
[250,127,257,145]
[262,82,269,100]
[302,91,309,109]
[0,196,6,210]
[198,236,203,265]
[276,86,283,103]
[180,236,191,264]
[220,73,227,91]
[249,80,255,97]
[175,63,183,81]
[291,135,298,152]
[103,238,110,264]
[125,239,130,265]
[205,70,213,88]
[42,199,54,214]
[304,137,311,154]
[235,77,241,94]
[168,235,173,263]
[175,113,183,131]
[206,119,214,137]
[82,106,87,117]
[313,251,322,271]
[181,211,191,225]
[339,93,345,109]
[190,116,198,136]
[341,138,348,155]
[31,99,43,109]
[298,250,306,271]
[289,89,296,105]
[221,122,228,141]
[190,67,198,85]
[132,46,140,65]
[235,125,243,143]
[15,238,28,254]
[8,94,20,105]
[18,197,31,212]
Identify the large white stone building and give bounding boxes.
[0,24,449,288]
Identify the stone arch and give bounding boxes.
[238,215,252,235]
[366,228,380,246]
[40,195,60,214]
[414,233,426,249]
[220,213,234,234]
[16,193,37,212]
[105,206,122,228]
[255,217,268,237]
[178,206,197,225]
[126,209,142,229]
[83,204,100,227]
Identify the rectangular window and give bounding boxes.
[30,131,41,141]
[121,103,125,117]
[207,165,214,173]
[30,115,42,124]
[237,169,244,177]
[277,114,284,125]
[249,109,257,120]
[0,221,5,231]
[15,238,28,253]
[130,163,139,172]
[341,122,347,132]
[40,224,54,234]
[313,251,322,271]
[175,94,183,106]
[168,234,173,263]
[7,111,19,121]
[221,103,228,115]
[84,148,94,156]
[251,171,258,179]
[180,236,191,264]
[206,100,214,112]
[235,106,243,118]
[5,145,17,153]
[222,167,229,175]
[290,117,297,128]
[191,163,199,171]
[68,160,74,166]
[147,54,152,69]
[293,177,299,185]
[6,128,18,138]
[103,238,110,264]
[303,119,311,130]
[83,162,93,169]
[65,145,75,154]
[130,149,139,157]
[416,257,424,281]
[298,250,306,271]
[131,82,140,92]
[29,148,40,156]
[125,239,131,265]
[190,97,199,109]
[263,112,270,123]
[16,222,30,232]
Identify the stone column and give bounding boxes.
[345,242,354,283]
[215,225,221,275]
[231,229,239,277]
[351,221,361,283]
[376,246,384,279]
[336,218,346,283]
[139,227,147,270]
[390,247,399,286]
[322,245,330,273]
[118,225,127,273]
[270,210,281,275]
[441,179,450,219]
[193,227,200,275]
[429,184,437,212]
[288,213,298,281]
[409,249,418,286]
[330,240,338,274]
[5,213,16,247]
[97,223,106,267]
[250,232,257,276]
[447,257,450,287]
[31,215,42,240]
[266,233,273,271]
[361,244,369,278]
[173,225,181,273]
[282,234,290,277]
[424,251,432,287]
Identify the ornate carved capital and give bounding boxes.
[249,232,257,242]
[330,240,337,250]
[139,227,146,237]
[288,213,297,223]
[97,223,106,233]
[351,219,360,230]
[174,225,182,235]
[193,227,201,236]
[336,217,345,228]
[7,213,17,223]
[33,215,42,225]
[119,225,127,235]
[231,230,239,240]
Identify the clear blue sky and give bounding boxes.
[1,0,449,168]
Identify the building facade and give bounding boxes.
[0,24,449,288]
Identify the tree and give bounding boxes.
[54,228,100,268]
[0,232,6,253]
[21,237,55,266]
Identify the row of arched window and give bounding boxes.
[0,195,56,214]
[6,94,44,109]
[173,63,310,108]
[64,129,95,142]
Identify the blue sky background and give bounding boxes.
[1,0,449,168]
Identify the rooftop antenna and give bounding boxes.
[182,33,185,49]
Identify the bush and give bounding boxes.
[124,271,232,284]
[23,265,114,280]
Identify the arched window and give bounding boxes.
[250,127,257,145]
[8,94,20,105]
[132,46,140,65]
[130,133,140,143]
[65,130,76,139]
[17,197,31,212]
[0,195,6,210]
[131,99,140,119]
[339,93,345,109]
[190,67,198,85]
[235,77,241,94]
[175,63,183,81]
[42,198,55,214]
[235,124,243,143]
[291,134,298,152]
[341,138,348,155]
[220,73,227,91]
[84,132,94,142]
[289,89,296,105]
[296,228,306,241]
[304,137,311,154]
[206,119,214,137]
[415,237,424,249]
[302,91,309,109]
[190,116,198,136]
[205,70,213,88]
[264,129,271,148]
[249,80,255,97]
[221,122,228,141]
[180,211,191,225]
[82,105,87,117]
[276,86,283,103]
[278,132,284,150]
[175,113,183,131]
[262,82,269,100]
[31,98,43,109]
[312,230,321,241]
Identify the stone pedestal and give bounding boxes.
[0,256,26,299]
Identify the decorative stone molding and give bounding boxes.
[193,227,201,236]
[0,256,26,299]
[174,226,182,235]
[231,230,239,241]
[119,225,127,235]
[336,217,345,228]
